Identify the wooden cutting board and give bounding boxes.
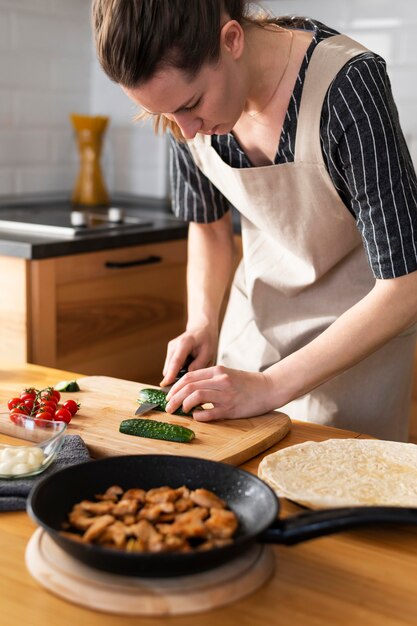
[52,376,291,465]
[26,529,275,616]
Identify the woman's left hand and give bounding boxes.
[165,365,275,421]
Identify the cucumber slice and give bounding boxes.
[55,380,80,392]
[138,388,191,416]
[119,418,195,443]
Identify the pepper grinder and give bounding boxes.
[70,113,110,206]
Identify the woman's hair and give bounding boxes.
[93,0,252,87]
[92,0,306,139]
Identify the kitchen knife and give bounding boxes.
[134,355,193,416]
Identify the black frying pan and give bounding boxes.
[27,455,417,577]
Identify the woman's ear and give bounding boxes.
[220,20,245,60]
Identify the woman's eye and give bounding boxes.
[183,99,201,113]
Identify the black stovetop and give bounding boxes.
[0,205,155,237]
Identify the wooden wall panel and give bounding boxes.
[0,256,29,363]
[28,259,57,366]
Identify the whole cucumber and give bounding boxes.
[119,418,195,443]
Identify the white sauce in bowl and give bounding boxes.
[0,446,45,475]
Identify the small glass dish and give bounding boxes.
[0,413,66,480]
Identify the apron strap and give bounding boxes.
[295,34,369,164]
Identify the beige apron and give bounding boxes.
[188,35,417,441]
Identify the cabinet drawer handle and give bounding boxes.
[105,255,162,269]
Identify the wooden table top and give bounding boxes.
[1,363,417,626]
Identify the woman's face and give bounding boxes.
[122,23,248,139]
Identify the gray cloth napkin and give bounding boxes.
[0,434,91,512]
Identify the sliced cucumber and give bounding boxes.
[138,388,192,416]
[119,418,195,443]
[55,380,80,392]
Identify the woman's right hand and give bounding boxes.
[161,214,235,387]
[159,325,218,387]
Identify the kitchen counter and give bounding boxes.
[0,196,188,260]
[1,363,417,625]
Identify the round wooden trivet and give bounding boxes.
[25,529,275,616]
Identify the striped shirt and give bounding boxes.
[169,19,417,279]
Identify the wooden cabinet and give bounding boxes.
[0,240,187,385]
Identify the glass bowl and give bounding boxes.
[0,413,66,479]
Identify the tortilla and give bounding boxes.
[258,438,417,509]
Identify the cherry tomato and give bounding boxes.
[40,389,54,399]
[34,411,53,421]
[39,399,57,412]
[20,391,37,402]
[9,405,29,416]
[7,397,22,411]
[37,406,54,418]
[23,399,35,413]
[34,414,52,427]
[51,389,61,403]
[54,408,72,424]
[62,400,79,416]
[9,408,28,423]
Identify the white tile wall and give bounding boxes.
[0,8,11,48]
[0,0,91,199]
[0,169,13,196]
[0,90,13,127]
[0,130,48,166]
[108,124,168,196]
[0,0,416,200]
[90,49,169,198]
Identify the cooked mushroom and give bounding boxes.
[190,488,226,509]
[205,508,239,539]
[61,484,238,553]
[82,514,115,542]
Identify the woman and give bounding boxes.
[93,0,417,440]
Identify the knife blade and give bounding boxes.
[135,355,193,416]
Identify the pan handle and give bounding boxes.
[260,506,417,545]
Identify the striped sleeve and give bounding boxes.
[323,54,417,279]
[168,133,231,223]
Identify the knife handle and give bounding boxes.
[174,355,194,381]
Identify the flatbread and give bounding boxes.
[258,439,417,509]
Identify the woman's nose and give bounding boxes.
[171,113,202,140]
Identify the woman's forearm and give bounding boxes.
[265,271,417,408]
[186,212,236,334]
